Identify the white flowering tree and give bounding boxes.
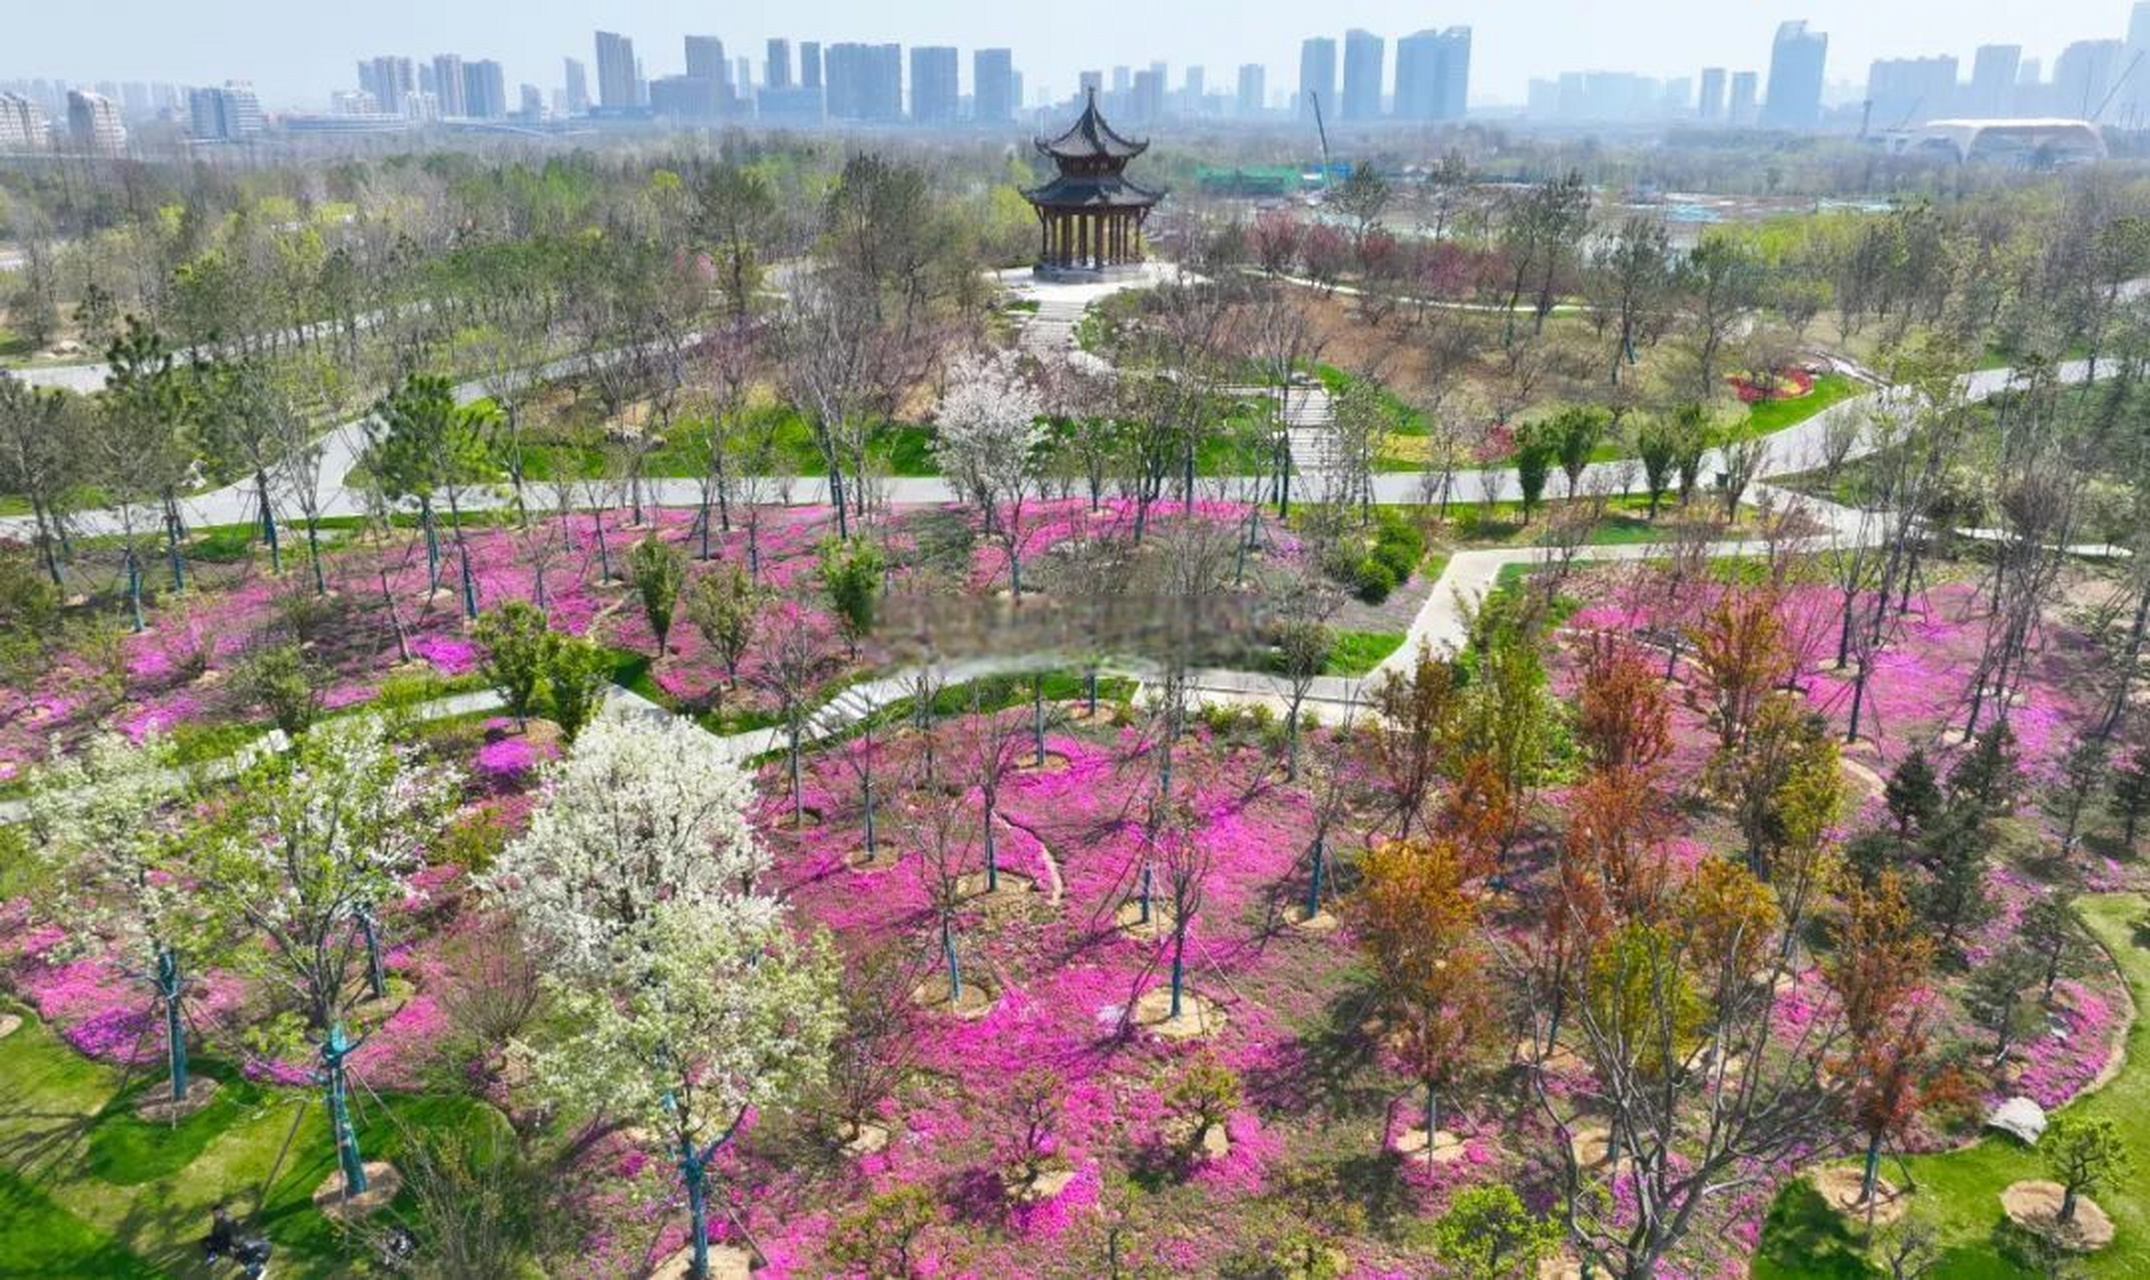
[482,715,772,975]
[491,716,833,1280]
[27,732,210,1109]
[529,902,838,1280]
[196,713,461,1195]
[933,348,1046,596]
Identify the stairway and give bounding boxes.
[1019,297,1089,357]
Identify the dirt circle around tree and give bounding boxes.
[2000,1180,2115,1251]
[0,1013,20,1040]
[1011,750,1072,774]
[840,1119,891,1156]
[311,1161,403,1221]
[842,845,902,872]
[956,869,1037,907]
[912,973,997,1019]
[1132,987,1225,1040]
[769,806,825,832]
[1288,906,1341,934]
[1112,898,1178,938]
[133,1075,221,1123]
[1392,1126,1469,1163]
[648,1243,756,1279]
[1811,1166,1911,1227]
[1007,1165,1077,1203]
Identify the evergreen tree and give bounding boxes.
[1884,746,1942,841]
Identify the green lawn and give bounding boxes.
[1326,630,1406,677]
[1757,892,2150,1278]
[1745,373,1860,436]
[0,1005,507,1276]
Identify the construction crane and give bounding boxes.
[1306,90,1333,190]
[2090,51,2144,123]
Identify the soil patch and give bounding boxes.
[312,1161,403,1221]
[956,868,1038,908]
[1393,1126,1469,1163]
[1132,987,1225,1040]
[1113,898,1179,939]
[648,1244,756,1279]
[1811,1166,1910,1228]
[912,973,997,1019]
[2000,1180,2114,1251]
[133,1075,221,1123]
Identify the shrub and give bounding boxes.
[545,636,614,743]
[434,805,512,874]
[1353,557,1399,604]
[235,641,323,735]
[627,536,689,656]
[472,601,552,726]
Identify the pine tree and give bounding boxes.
[1884,747,1942,841]
[2109,740,2150,852]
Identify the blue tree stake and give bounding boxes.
[942,917,962,1002]
[155,946,188,1102]
[126,548,145,633]
[166,512,186,593]
[358,906,386,1000]
[1305,835,1326,922]
[458,543,478,620]
[320,1024,368,1195]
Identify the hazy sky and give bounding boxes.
[7,0,2141,109]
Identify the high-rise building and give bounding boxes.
[1960,46,2019,118]
[1182,66,1205,116]
[432,54,466,116]
[766,39,794,92]
[330,90,378,115]
[2123,1,2150,123]
[2053,38,2123,118]
[801,43,823,91]
[404,91,440,122]
[735,58,751,96]
[1761,19,1827,129]
[910,46,959,124]
[1698,67,1727,120]
[1131,68,1165,122]
[563,58,589,115]
[1298,37,1337,118]
[66,89,126,155]
[974,48,1015,124]
[1866,55,1956,127]
[686,36,728,86]
[359,56,416,115]
[650,75,722,119]
[1729,70,1760,125]
[1394,27,1470,120]
[187,82,263,140]
[594,31,637,110]
[463,61,508,119]
[0,92,51,151]
[1341,29,1385,120]
[519,84,544,118]
[825,43,901,122]
[1236,64,1265,118]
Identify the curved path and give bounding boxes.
[0,266,2126,746]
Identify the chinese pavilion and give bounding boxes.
[1022,89,1163,278]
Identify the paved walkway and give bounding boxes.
[0,265,2129,769]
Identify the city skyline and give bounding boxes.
[5,0,2145,113]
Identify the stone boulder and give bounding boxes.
[1986,1096,2047,1145]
